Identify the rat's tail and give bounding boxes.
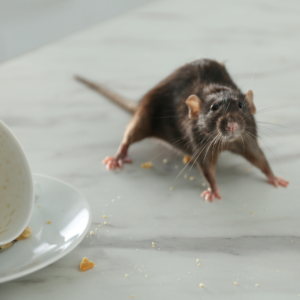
[74,75,137,113]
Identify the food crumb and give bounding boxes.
[189,176,195,181]
[234,282,238,285]
[197,263,200,267]
[163,159,168,164]
[183,155,192,164]
[47,221,51,224]
[125,274,128,277]
[196,258,199,262]
[90,231,93,235]
[255,284,259,287]
[140,162,153,169]
[130,296,135,299]
[169,187,173,191]
[79,257,95,271]
[16,226,32,240]
[250,212,254,214]
[103,215,107,218]
[37,206,40,208]
[276,270,279,272]
[199,283,205,288]
[145,275,148,278]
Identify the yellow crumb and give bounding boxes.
[169,187,173,191]
[276,270,279,272]
[183,155,192,164]
[90,231,93,235]
[130,296,135,299]
[234,282,238,285]
[79,257,95,271]
[37,205,40,208]
[163,159,168,164]
[125,274,128,277]
[189,176,195,181]
[197,263,200,267]
[145,275,148,278]
[255,284,259,287]
[0,242,12,250]
[47,221,51,224]
[196,258,199,262]
[152,242,155,245]
[103,215,107,218]
[199,283,205,288]
[140,162,153,169]
[250,212,254,214]
[16,226,32,240]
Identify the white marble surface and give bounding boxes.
[1,0,300,299]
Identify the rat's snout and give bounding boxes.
[227,122,238,131]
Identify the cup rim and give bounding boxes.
[0,120,34,245]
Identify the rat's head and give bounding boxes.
[186,87,256,142]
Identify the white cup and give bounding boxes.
[0,120,34,245]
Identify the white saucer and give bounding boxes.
[0,174,91,284]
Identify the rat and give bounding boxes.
[75,59,289,202]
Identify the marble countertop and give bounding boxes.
[1,0,300,299]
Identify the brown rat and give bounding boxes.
[75,59,289,202]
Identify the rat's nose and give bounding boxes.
[227,122,238,131]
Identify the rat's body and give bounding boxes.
[76,59,288,201]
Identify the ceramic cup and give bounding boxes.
[0,120,34,245]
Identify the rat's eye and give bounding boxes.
[211,103,219,111]
[238,101,245,109]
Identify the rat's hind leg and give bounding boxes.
[103,113,151,170]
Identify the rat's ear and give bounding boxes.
[245,90,256,114]
[186,95,202,120]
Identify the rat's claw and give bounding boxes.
[103,156,132,171]
[201,188,222,202]
[268,176,289,188]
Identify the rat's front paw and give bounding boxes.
[201,188,222,202]
[103,156,132,170]
[268,176,289,188]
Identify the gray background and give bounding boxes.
[0,0,153,62]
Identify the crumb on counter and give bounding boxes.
[196,258,199,262]
[189,176,195,181]
[197,263,200,267]
[234,282,238,285]
[125,274,128,277]
[163,159,168,164]
[183,155,192,164]
[250,212,254,214]
[169,187,173,191]
[255,284,259,287]
[130,296,135,298]
[0,242,12,250]
[16,226,32,240]
[199,283,205,288]
[103,215,107,218]
[140,162,153,169]
[80,257,95,271]
[47,221,51,224]
[90,231,93,235]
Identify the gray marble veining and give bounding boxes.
[1,0,300,299]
